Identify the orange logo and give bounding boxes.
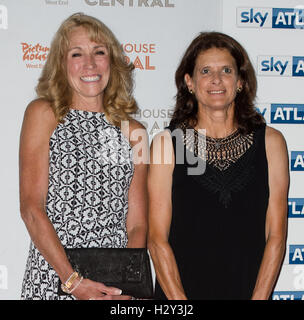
[122,43,156,70]
[21,42,49,69]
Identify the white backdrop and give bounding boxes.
[0,0,222,300]
[0,0,302,300]
[222,0,304,300]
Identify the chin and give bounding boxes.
[78,89,105,98]
[206,103,234,111]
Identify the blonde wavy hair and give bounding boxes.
[36,12,137,126]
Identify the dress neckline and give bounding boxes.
[180,122,240,141]
[179,121,254,171]
[69,108,105,115]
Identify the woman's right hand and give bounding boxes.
[71,278,132,300]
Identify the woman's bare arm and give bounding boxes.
[251,126,289,300]
[125,119,149,248]
[148,130,187,300]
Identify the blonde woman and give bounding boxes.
[20,13,148,300]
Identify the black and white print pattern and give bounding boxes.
[21,109,134,300]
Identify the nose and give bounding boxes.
[84,53,96,69]
[211,71,222,84]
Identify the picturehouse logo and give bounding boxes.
[21,42,49,69]
[45,0,69,5]
[237,7,304,29]
[84,0,175,7]
[0,5,8,30]
[122,43,156,71]
[134,107,173,136]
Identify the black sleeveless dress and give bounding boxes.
[154,123,269,300]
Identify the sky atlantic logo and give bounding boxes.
[291,151,304,171]
[289,245,304,264]
[288,198,304,218]
[270,104,304,123]
[237,7,304,29]
[84,0,175,7]
[257,56,304,77]
[0,5,8,30]
[272,291,304,300]
[256,104,304,124]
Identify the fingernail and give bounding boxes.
[117,289,122,295]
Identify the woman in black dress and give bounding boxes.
[148,32,289,300]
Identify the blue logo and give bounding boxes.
[291,151,304,171]
[273,8,304,29]
[256,104,304,124]
[257,56,304,77]
[271,104,304,123]
[293,56,304,76]
[289,245,304,264]
[288,199,304,218]
[237,7,304,29]
[272,291,304,300]
[237,8,272,28]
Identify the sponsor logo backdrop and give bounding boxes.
[224,0,304,299]
[0,0,221,299]
[0,0,302,300]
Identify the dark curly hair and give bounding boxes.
[170,32,264,134]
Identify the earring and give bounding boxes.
[188,88,194,95]
[236,86,242,93]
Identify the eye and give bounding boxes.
[95,50,106,55]
[223,67,232,74]
[201,68,209,74]
[71,52,81,58]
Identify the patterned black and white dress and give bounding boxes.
[21,109,134,300]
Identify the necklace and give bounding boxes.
[180,122,254,171]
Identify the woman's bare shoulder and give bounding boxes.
[25,98,55,119]
[265,125,287,150]
[21,98,58,138]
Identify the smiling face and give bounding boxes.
[184,47,242,112]
[66,26,111,107]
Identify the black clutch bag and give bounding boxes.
[58,248,153,299]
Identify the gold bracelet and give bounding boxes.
[61,271,79,294]
[70,276,83,294]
